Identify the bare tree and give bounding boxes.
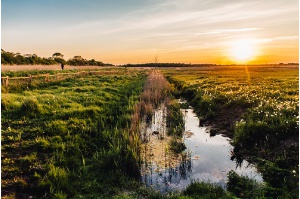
[153,55,158,64]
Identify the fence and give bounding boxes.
[1,70,131,89]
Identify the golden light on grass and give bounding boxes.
[230,39,257,62]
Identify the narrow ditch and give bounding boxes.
[140,101,263,193]
[136,71,262,193]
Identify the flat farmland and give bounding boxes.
[1,65,299,198]
[162,64,299,198]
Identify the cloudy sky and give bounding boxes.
[2,0,298,64]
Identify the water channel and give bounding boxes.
[141,107,263,193]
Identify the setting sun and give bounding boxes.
[230,39,257,62]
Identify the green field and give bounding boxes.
[163,65,299,198]
[2,69,147,198]
[1,65,299,198]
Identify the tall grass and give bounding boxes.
[130,70,171,141]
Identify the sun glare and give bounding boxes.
[230,39,256,62]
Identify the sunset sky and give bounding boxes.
[2,0,299,64]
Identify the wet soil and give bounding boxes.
[198,103,298,164]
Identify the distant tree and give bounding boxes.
[54,57,66,64]
[51,52,66,64]
[52,52,64,58]
[1,50,15,64]
[73,56,83,60]
[1,50,113,66]
[15,54,26,64]
[67,56,109,66]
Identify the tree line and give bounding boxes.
[1,49,113,66]
[122,63,217,67]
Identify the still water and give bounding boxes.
[141,108,262,193]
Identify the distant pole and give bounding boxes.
[153,55,158,70]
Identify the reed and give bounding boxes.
[130,70,171,141]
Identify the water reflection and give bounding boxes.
[141,153,193,192]
[230,151,245,169]
[140,108,262,193]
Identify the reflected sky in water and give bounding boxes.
[141,108,262,193]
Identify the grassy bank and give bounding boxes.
[163,65,299,198]
[2,69,147,198]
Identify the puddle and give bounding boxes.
[140,108,263,193]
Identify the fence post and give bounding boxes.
[45,74,49,82]
[28,75,32,84]
[5,76,9,88]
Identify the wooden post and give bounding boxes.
[28,75,32,84]
[45,74,49,82]
[5,76,9,88]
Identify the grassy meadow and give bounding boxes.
[2,68,148,198]
[163,65,299,198]
[1,65,299,199]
